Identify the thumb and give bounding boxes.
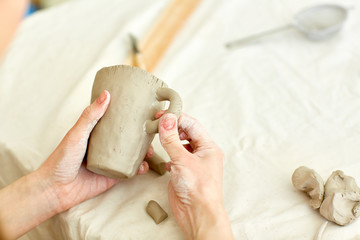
[159,113,187,161]
[47,90,110,173]
[65,90,110,146]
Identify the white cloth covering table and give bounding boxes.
[1,0,360,239]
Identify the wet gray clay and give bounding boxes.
[86,65,182,179]
[146,152,167,176]
[146,200,168,224]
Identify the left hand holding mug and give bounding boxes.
[39,90,150,212]
[0,90,150,240]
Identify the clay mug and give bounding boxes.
[86,65,182,179]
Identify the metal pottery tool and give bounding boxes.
[226,4,350,48]
[129,34,146,70]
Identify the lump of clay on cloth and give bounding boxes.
[292,166,325,209]
[319,170,360,225]
[146,200,168,224]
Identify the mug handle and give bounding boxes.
[145,87,182,134]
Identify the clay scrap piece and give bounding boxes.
[319,170,360,225]
[146,200,168,224]
[146,152,167,176]
[292,166,325,209]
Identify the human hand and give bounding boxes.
[38,90,150,213]
[0,90,152,240]
[158,112,233,240]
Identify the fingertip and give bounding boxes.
[177,113,213,149]
[165,162,172,172]
[96,90,110,105]
[179,131,188,140]
[159,113,177,131]
[105,90,111,105]
[146,145,154,158]
[155,110,166,119]
[159,113,187,161]
[137,161,149,175]
[91,90,111,122]
[107,177,121,186]
[65,91,111,147]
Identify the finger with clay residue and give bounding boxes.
[156,111,189,142]
[177,114,214,151]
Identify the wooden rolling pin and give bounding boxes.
[130,0,202,71]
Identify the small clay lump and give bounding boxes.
[292,166,324,209]
[292,166,360,226]
[146,200,168,224]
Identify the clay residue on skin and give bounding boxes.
[86,119,99,135]
[179,115,201,140]
[171,168,193,206]
[54,160,81,183]
[177,114,213,152]
[54,119,97,183]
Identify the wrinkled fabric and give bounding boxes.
[1,0,360,239]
